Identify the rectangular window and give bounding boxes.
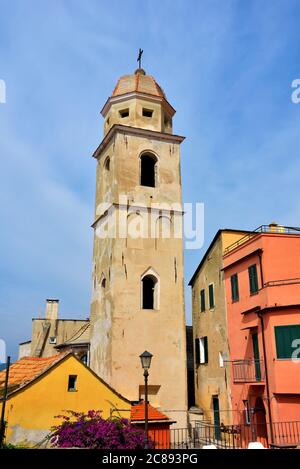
[199,337,208,364]
[195,338,200,365]
[248,264,259,294]
[200,289,205,312]
[195,337,208,365]
[119,108,129,118]
[275,325,300,359]
[142,108,153,117]
[243,400,251,425]
[68,375,77,392]
[231,273,239,301]
[209,284,215,309]
[219,351,224,368]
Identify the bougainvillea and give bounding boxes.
[50,410,148,449]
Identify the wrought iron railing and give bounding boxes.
[149,421,300,449]
[194,420,300,449]
[225,359,265,383]
[223,225,300,256]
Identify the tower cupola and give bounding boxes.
[101,69,175,135]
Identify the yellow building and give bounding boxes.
[0,353,131,446]
[189,229,249,425]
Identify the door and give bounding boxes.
[252,333,261,381]
[213,396,221,441]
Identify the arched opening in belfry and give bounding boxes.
[140,153,157,187]
[142,274,158,309]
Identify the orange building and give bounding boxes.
[223,224,300,446]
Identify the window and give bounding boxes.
[49,336,56,344]
[142,275,158,309]
[140,153,157,188]
[219,351,224,368]
[243,400,251,425]
[248,264,259,294]
[208,284,215,309]
[275,325,300,359]
[231,273,239,301]
[200,289,205,312]
[119,108,129,118]
[68,375,77,392]
[195,337,208,365]
[142,108,153,118]
[104,157,110,171]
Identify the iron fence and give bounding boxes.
[194,420,300,449]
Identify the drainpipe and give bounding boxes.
[258,251,264,287]
[257,312,274,444]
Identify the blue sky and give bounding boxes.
[1,0,300,360]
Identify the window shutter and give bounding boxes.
[204,336,208,363]
[231,273,239,301]
[209,284,214,309]
[200,289,205,312]
[275,325,300,358]
[195,338,200,365]
[248,265,258,294]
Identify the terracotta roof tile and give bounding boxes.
[112,70,166,99]
[0,354,64,390]
[131,401,170,422]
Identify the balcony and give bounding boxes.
[229,359,265,383]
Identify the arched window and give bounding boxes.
[142,274,158,309]
[140,153,157,187]
[104,156,110,171]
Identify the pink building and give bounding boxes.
[223,224,300,446]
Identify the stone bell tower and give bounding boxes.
[89,66,187,427]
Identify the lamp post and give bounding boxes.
[139,351,153,449]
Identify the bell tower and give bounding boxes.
[89,67,187,427]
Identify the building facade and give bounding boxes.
[0,353,131,446]
[223,224,300,437]
[89,68,188,427]
[18,299,90,364]
[189,229,248,426]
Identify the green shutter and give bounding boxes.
[248,264,258,294]
[275,325,300,358]
[231,273,239,301]
[200,289,205,312]
[209,284,215,309]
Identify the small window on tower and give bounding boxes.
[142,275,158,309]
[119,108,129,118]
[140,153,157,187]
[142,108,153,118]
[104,157,110,171]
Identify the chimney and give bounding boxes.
[45,299,59,320]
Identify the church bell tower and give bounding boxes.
[89,65,187,427]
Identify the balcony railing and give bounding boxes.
[228,359,265,383]
[223,224,300,255]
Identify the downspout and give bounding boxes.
[257,312,274,444]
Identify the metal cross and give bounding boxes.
[137,48,143,69]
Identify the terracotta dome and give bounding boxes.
[111,69,166,99]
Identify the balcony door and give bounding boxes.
[252,333,261,381]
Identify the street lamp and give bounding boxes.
[140,351,153,449]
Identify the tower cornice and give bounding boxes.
[101,92,176,118]
[92,124,185,160]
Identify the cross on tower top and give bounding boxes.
[137,48,143,69]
